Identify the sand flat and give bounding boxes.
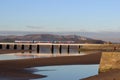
[0,52,102,69]
[0,50,102,79]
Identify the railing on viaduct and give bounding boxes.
[0,43,82,54]
[0,43,120,54]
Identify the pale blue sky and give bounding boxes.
[0,0,120,32]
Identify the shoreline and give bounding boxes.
[82,52,120,80]
[0,52,102,68]
[0,50,102,80]
[2,50,120,80]
[82,69,120,80]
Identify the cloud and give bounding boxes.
[26,26,44,29]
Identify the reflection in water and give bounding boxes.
[0,52,85,60]
[0,49,99,80]
[29,45,80,54]
[0,54,35,60]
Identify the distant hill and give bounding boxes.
[0,31,119,43]
[0,34,105,44]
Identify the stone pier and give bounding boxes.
[99,52,120,72]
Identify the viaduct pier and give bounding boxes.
[0,43,120,54]
[0,43,120,74]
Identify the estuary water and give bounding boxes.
[0,52,99,80]
[33,65,99,80]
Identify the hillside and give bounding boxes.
[0,31,119,43]
[0,34,105,44]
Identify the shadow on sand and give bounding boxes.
[0,67,47,80]
[0,50,102,80]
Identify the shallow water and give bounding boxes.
[0,52,99,80]
[32,65,99,80]
[0,53,35,60]
[0,52,85,60]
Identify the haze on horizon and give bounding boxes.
[1,0,120,43]
[0,0,120,32]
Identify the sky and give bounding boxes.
[0,0,120,32]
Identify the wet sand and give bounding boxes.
[0,52,102,69]
[0,50,46,80]
[0,68,46,80]
[82,52,120,80]
[0,50,102,80]
[82,69,120,80]
[0,50,32,54]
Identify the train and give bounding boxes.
[14,40,75,44]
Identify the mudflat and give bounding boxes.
[82,69,120,80]
[0,52,102,69]
[0,50,102,79]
